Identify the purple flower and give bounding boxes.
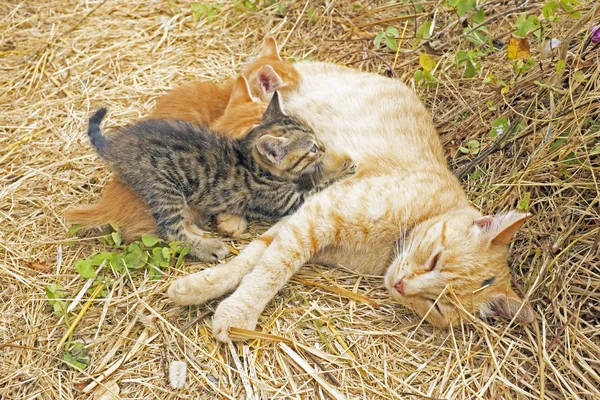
[591,25,600,44]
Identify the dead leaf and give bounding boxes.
[507,36,531,60]
[94,381,120,400]
[25,259,52,272]
[419,53,437,72]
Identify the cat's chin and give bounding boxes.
[302,165,317,175]
[301,160,323,175]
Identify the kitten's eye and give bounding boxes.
[427,252,441,272]
[309,143,318,154]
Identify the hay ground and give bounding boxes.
[1,0,599,398]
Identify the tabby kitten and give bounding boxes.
[167,62,534,342]
[64,38,300,242]
[87,92,356,261]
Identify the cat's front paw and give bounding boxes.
[341,158,358,177]
[188,238,231,262]
[168,269,218,305]
[216,214,248,238]
[212,298,259,342]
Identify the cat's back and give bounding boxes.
[108,119,231,160]
[150,79,234,123]
[284,62,445,173]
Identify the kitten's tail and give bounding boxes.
[88,108,109,157]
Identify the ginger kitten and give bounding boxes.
[149,38,300,122]
[86,91,355,261]
[167,62,535,341]
[64,38,300,241]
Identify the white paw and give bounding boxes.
[216,214,248,238]
[212,298,259,342]
[167,269,221,305]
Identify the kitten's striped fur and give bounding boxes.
[87,92,356,262]
[167,61,534,340]
[64,38,300,241]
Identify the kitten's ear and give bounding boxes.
[257,65,284,94]
[260,37,281,60]
[474,211,530,246]
[482,288,535,324]
[261,91,286,122]
[229,75,254,105]
[256,135,289,163]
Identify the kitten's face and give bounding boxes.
[252,92,325,179]
[384,210,534,327]
[211,76,266,138]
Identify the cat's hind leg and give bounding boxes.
[167,217,288,305]
[216,214,248,237]
[147,193,230,263]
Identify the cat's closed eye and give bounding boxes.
[309,143,318,154]
[427,251,441,272]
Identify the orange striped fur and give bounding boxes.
[168,62,534,341]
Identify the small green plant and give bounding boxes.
[447,0,476,17]
[459,140,480,155]
[413,19,432,48]
[374,26,400,51]
[542,0,581,19]
[513,14,541,38]
[454,49,482,78]
[517,192,531,211]
[277,2,288,14]
[45,284,69,317]
[192,3,222,22]
[307,8,316,22]
[542,1,560,21]
[63,342,91,370]
[470,166,487,180]
[236,0,257,11]
[73,233,189,281]
[414,53,438,86]
[513,58,535,75]
[488,117,509,138]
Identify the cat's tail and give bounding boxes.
[88,107,109,157]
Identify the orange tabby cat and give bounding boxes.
[65,38,300,241]
[167,62,535,342]
[150,38,300,121]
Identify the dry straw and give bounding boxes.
[1,0,599,399]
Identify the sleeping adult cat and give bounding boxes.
[167,62,535,341]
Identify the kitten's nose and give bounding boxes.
[394,279,405,296]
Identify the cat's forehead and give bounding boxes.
[264,119,314,137]
[416,216,469,242]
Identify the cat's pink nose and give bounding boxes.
[394,279,405,296]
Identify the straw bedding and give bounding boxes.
[1,0,599,398]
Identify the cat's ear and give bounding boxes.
[257,65,284,94]
[256,135,289,163]
[481,288,535,324]
[230,75,254,105]
[260,37,281,60]
[473,211,530,246]
[261,91,286,122]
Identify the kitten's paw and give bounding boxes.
[188,239,231,262]
[212,299,259,342]
[342,158,358,176]
[216,214,248,238]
